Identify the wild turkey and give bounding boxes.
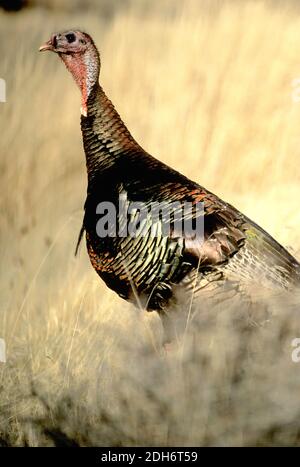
[40,31,300,341]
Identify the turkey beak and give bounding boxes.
[39,39,55,52]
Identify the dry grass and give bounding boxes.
[1,0,300,446]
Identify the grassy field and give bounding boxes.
[1,0,300,446]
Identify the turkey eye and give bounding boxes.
[66,33,76,43]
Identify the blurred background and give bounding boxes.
[1,0,300,446]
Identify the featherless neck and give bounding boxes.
[81,83,141,184]
[59,46,100,117]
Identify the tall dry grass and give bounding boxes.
[1,0,300,446]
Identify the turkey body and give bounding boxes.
[81,86,300,316]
